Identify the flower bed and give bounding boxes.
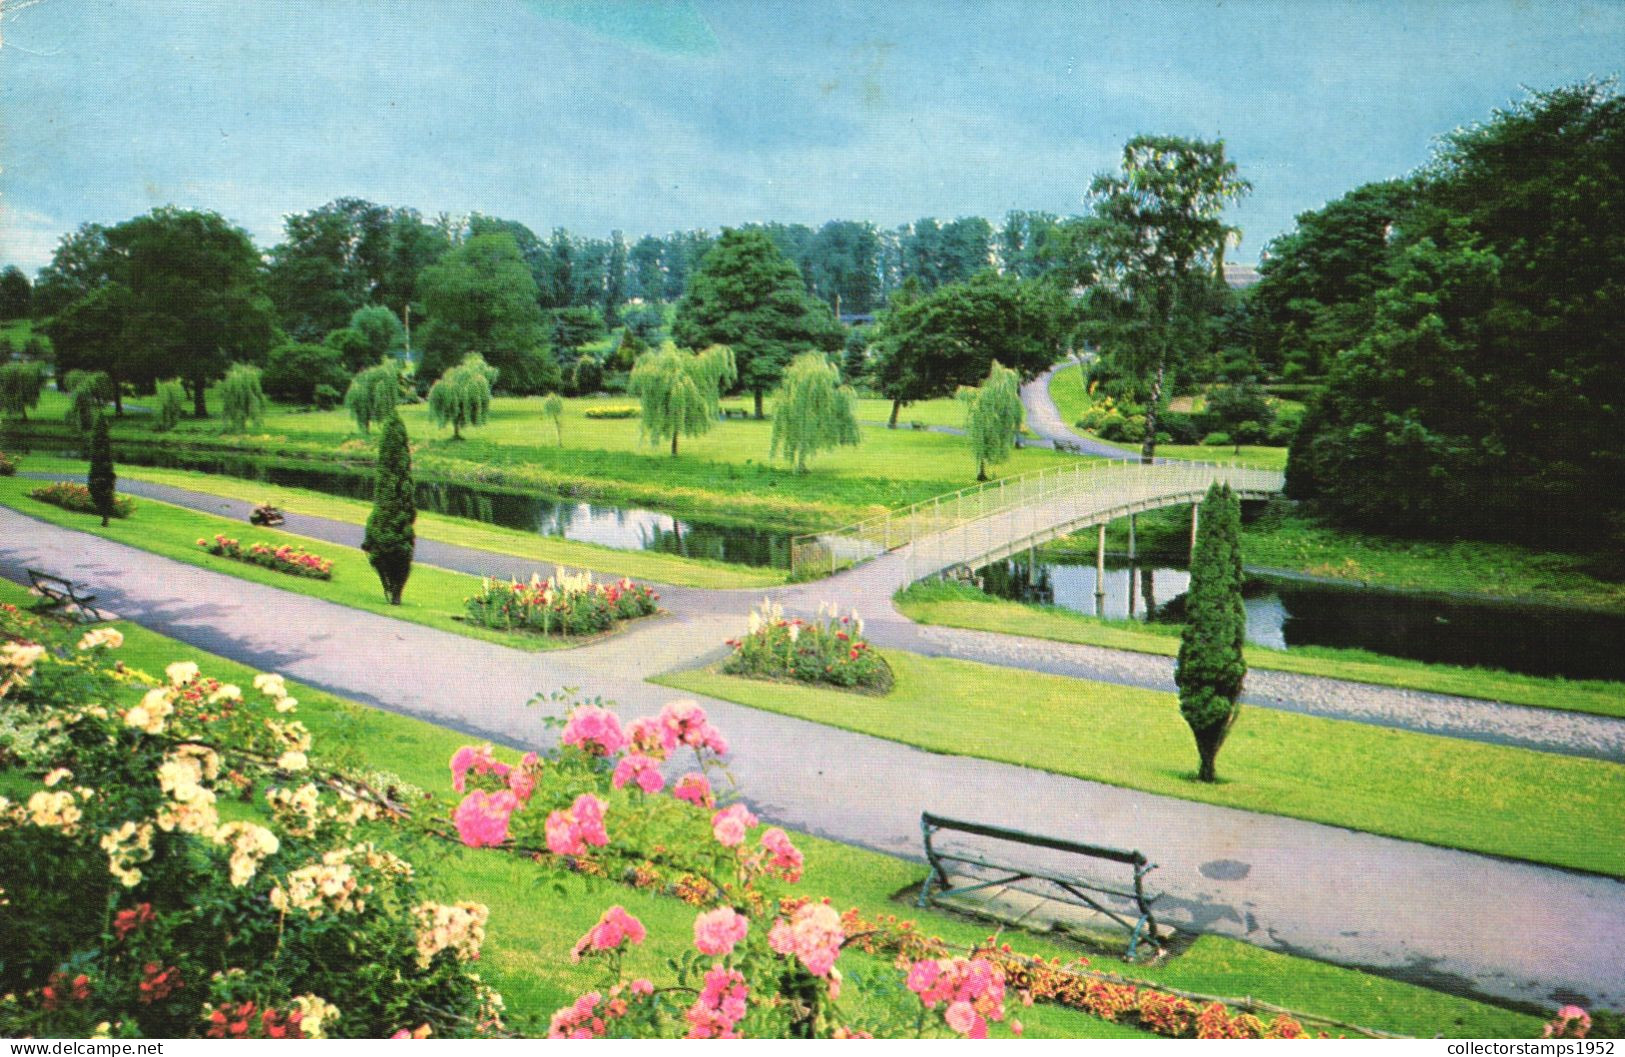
[722,600,891,691]
[197,534,334,579]
[29,481,135,518]
[583,404,639,419]
[464,570,658,636]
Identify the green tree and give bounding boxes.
[153,379,187,432]
[263,342,348,405]
[542,392,565,446]
[1175,483,1246,782]
[416,234,551,392]
[628,342,736,456]
[265,197,390,342]
[571,354,603,396]
[603,230,627,326]
[427,354,496,440]
[673,228,843,419]
[362,412,415,605]
[1205,377,1274,449]
[769,352,859,472]
[87,412,117,527]
[344,361,403,435]
[0,265,30,319]
[349,304,406,362]
[218,364,267,432]
[0,362,45,422]
[65,371,113,433]
[963,361,1024,481]
[1085,136,1251,463]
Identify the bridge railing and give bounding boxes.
[789,459,1283,580]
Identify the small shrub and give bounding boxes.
[197,534,334,579]
[1096,414,1146,443]
[153,379,187,432]
[1158,410,1202,444]
[1201,432,1232,448]
[464,570,658,636]
[0,450,15,476]
[722,600,891,691]
[583,405,639,420]
[30,481,134,518]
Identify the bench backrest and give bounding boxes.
[26,570,76,591]
[922,812,1146,868]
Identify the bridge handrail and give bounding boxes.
[789,458,1283,579]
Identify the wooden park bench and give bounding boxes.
[26,568,105,623]
[721,408,751,420]
[917,812,1163,960]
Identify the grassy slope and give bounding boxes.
[0,578,1536,1038]
[18,454,782,590]
[0,476,585,651]
[1047,365,1289,471]
[659,653,1625,878]
[895,581,1625,719]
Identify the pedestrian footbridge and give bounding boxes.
[791,460,1284,583]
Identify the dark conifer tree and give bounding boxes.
[362,413,416,604]
[1175,483,1247,782]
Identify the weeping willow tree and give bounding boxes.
[218,363,267,433]
[427,353,497,440]
[627,342,736,456]
[769,352,859,472]
[542,392,565,446]
[962,360,1024,481]
[344,360,403,435]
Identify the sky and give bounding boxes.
[2,0,1622,274]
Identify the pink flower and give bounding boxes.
[693,907,749,956]
[659,699,729,755]
[711,803,758,847]
[626,716,676,758]
[685,966,748,1039]
[767,902,844,978]
[547,992,606,1039]
[453,789,518,848]
[673,772,714,808]
[450,744,509,792]
[546,793,609,855]
[630,979,654,997]
[759,827,803,882]
[561,705,628,757]
[612,753,665,794]
[572,906,647,961]
[906,957,1007,1037]
[945,1001,977,1035]
[507,753,540,803]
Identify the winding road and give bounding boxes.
[3,371,1622,1012]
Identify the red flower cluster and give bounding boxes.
[136,963,182,1004]
[203,1001,307,1039]
[198,535,333,579]
[41,972,91,1011]
[113,902,156,941]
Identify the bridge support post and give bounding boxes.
[1128,513,1137,563]
[1094,523,1106,616]
[1190,503,1199,563]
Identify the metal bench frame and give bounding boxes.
[26,568,105,623]
[918,812,1162,960]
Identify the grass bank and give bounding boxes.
[895,581,1625,719]
[0,578,1541,1038]
[0,475,629,652]
[18,454,783,590]
[658,653,1625,878]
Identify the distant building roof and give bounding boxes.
[1223,261,1261,289]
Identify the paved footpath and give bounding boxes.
[4,505,1622,1011]
[37,474,1625,763]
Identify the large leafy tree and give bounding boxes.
[363,412,416,605]
[0,362,45,421]
[1084,136,1251,463]
[871,271,1071,427]
[0,266,30,319]
[673,228,843,419]
[628,342,736,456]
[1175,482,1246,782]
[416,234,552,393]
[769,352,859,472]
[42,209,276,418]
[267,198,390,342]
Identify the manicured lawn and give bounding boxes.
[0,475,604,651]
[18,454,784,590]
[1047,365,1289,471]
[659,653,1625,877]
[0,578,1538,1038]
[895,581,1625,719]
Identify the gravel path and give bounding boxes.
[1021,366,1138,459]
[5,505,1622,1011]
[34,472,1623,762]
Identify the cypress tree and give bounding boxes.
[87,411,116,526]
[362,413,416,605]
[1174,482,1247,782]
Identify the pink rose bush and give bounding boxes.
[693,907,749,956]
[906,956,1009,1039]
[723,600,890,690]
[464,570,657,636]
[198,534,334,579]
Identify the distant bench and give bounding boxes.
[26,568,105,623]
[917,812,1163,960]
[722,408,751,420]
[1052,438,1085,454]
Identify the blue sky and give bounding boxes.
[2,0,1621,273]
